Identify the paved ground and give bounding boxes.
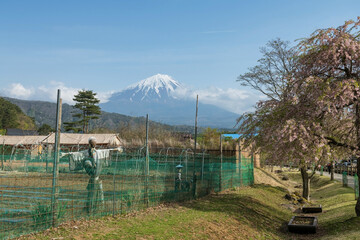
[317,170,355,189]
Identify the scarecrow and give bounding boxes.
[83,137,104,213]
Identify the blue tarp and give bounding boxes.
[222,134,241,139]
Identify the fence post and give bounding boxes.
[342,171,348,187]
[201,152,205,182]
[192,95,198,199]
[1,140,4,170]
[239,141,242,187]
[355,174,359,200]
[112,151,119,217]
[251,154,254,185]
[144,114,149,208]
[51,89,62,227]
[219,134,222,192]
[320,166,323,176]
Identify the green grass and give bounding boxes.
[18,185,292,240]
[287,171,360,239]
[17,170,360,240]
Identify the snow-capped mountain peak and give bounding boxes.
[128,74,180,93]
[101,74,240,128]
[108,74,182,103]
[124,74,181,101]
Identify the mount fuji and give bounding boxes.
[100,74,239,128]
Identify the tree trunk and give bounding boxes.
[356,160,360,216]
[355,103,360,216]
[330,161,334,181]
[300,166,310,200]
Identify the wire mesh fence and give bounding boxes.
[0,145,254,240]
[342,171,348,187]
[355,174,359,200]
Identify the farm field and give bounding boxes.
[15,168,360,240]
[0,153,254,240]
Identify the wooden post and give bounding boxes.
[51,89,62,227]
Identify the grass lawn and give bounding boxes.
[286,171,360,240]
[16,168,360,240]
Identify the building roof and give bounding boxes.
[0,133,123,146]
[0,135,47,146]
[42,133,123,146]
[6,128,39,136]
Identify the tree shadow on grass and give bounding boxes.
[256,168,288,188]
[180,188,289,237]
[317,206,360,239]
[179,184,332,239]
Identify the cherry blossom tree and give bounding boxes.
[295,17,360,214]
[238,18,360,206]
[237,38,328,200]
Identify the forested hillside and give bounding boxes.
[4,97,195,133]
[0,97,36,130]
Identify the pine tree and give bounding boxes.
[64,90,101,133]
[38,124,54,135]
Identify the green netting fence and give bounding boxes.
[355,174,359,200]
[342,171,348,187]
[320,166,324,176]
[0,147,254,240]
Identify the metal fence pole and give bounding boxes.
[219,134,222,192]
[239,141,242,186]
[201,152,205,182]
[343,171,348,187]
[1,140,4,170]
[51,89,62,227]
[355,174,359,200]
[193,95,198,164]
[193,95,199,198]
[112,151,119,216]
[144,114,149,207]
[251,153,254,184]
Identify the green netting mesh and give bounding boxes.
[0,147,254,239]
[355,174,359,200]
[342,171,348,187]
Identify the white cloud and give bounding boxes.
[8,83,34,99]
[172,86,261,114]
[37,81,79,103]
[2,82,112,104]
[2,82,261,115]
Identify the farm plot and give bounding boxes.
[0,151,254,240]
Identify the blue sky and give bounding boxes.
[0,0,360,112]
